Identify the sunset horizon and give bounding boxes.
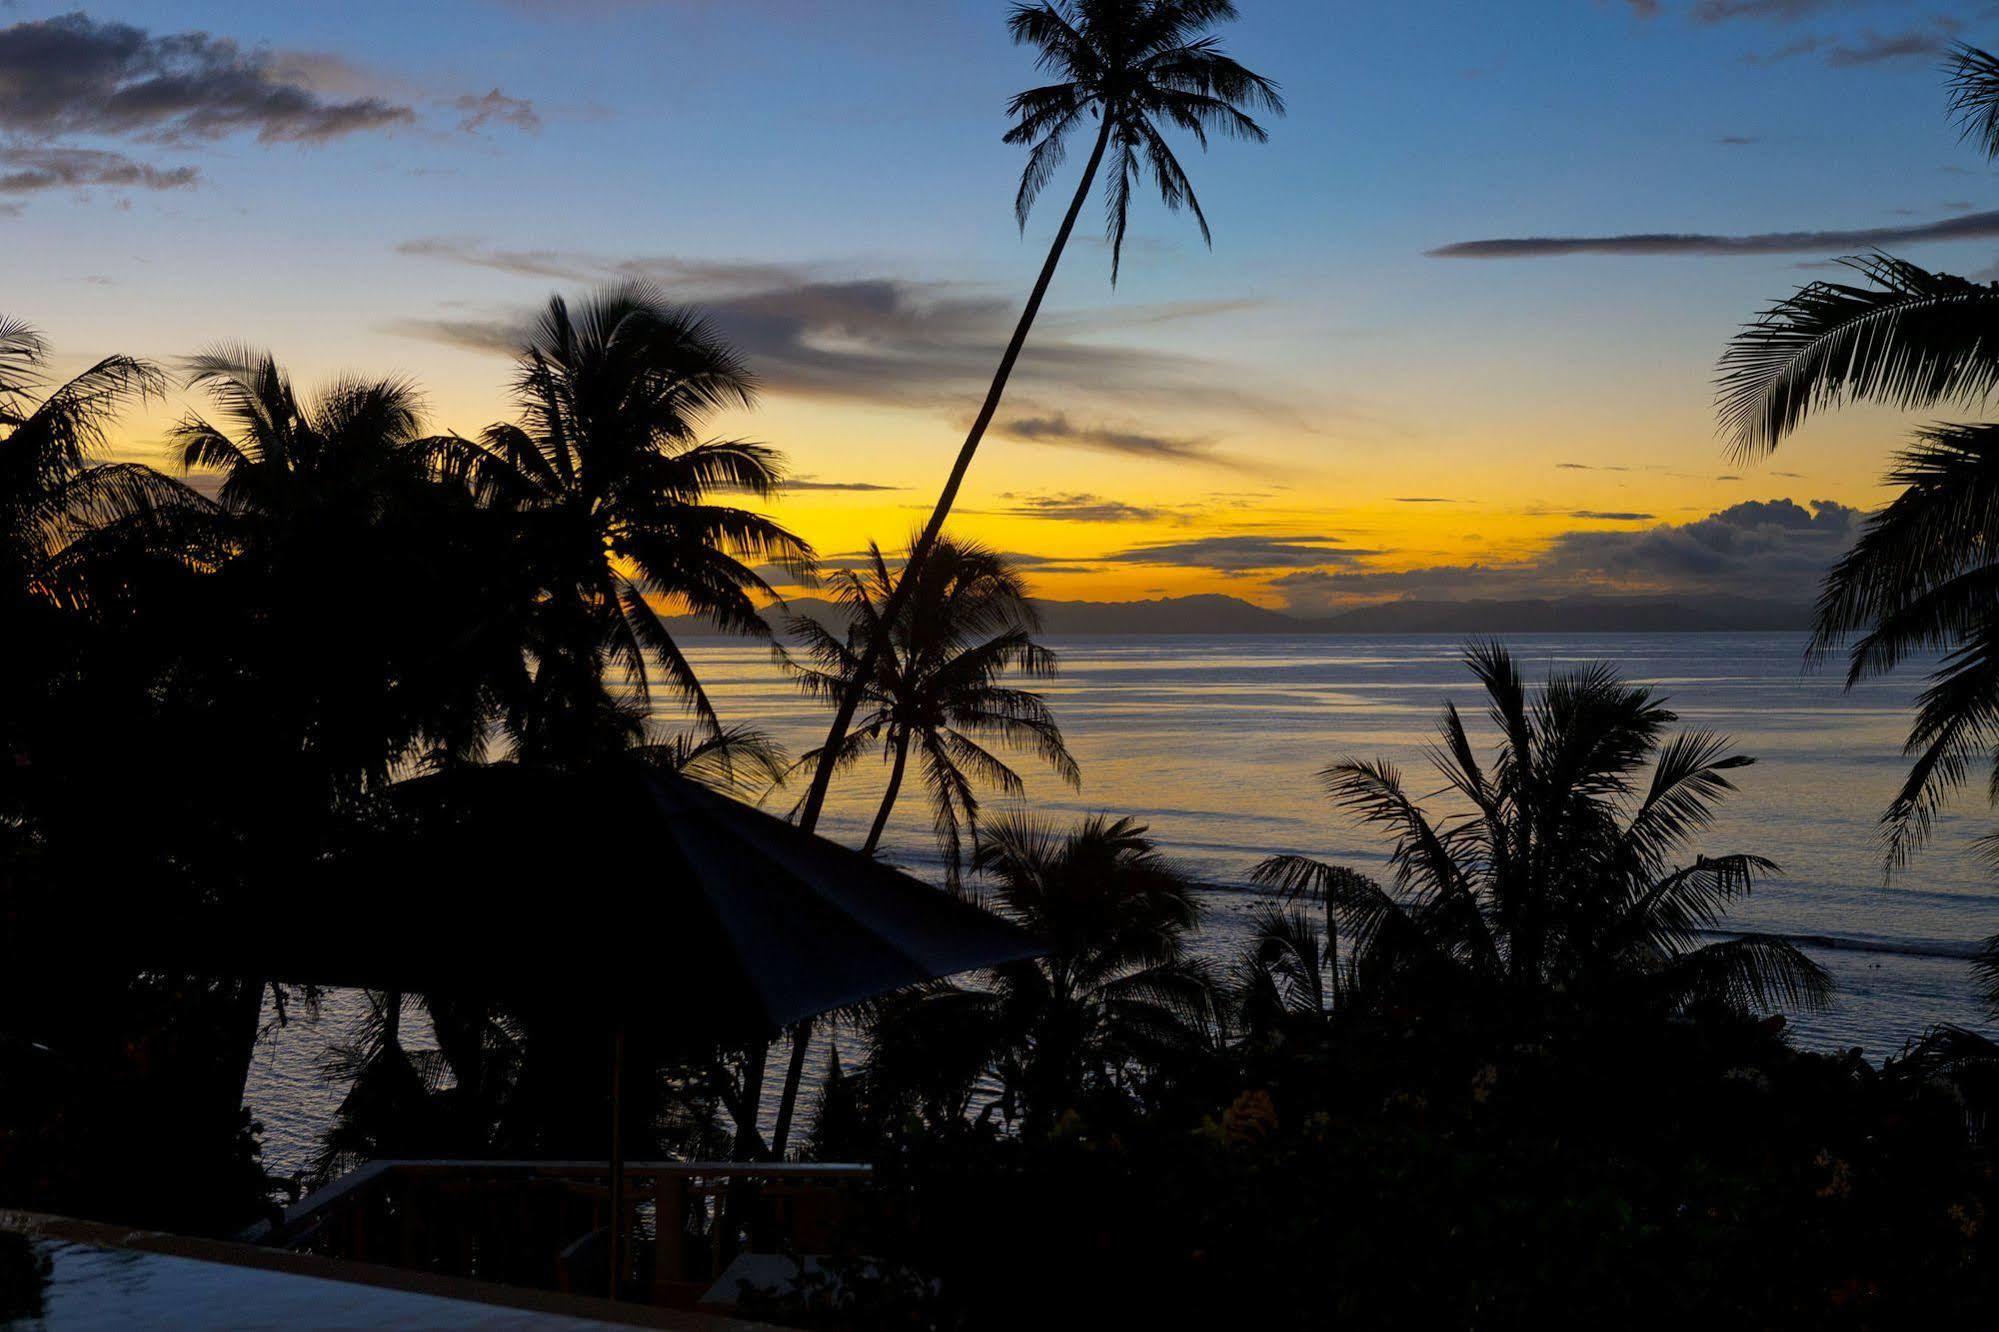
[12,2,1979,613]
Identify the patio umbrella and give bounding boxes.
[115,757,1044,1297]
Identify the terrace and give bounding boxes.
[243,1159,878,1316]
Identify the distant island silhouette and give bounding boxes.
[679,593,1816,638]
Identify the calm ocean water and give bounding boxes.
[245,633,1999,1176]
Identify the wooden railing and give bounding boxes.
[243,1159,874,1309]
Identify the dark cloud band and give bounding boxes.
[1430,208,1999,258]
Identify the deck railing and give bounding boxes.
[244,1159,875,1309]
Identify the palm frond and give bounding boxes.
[1716,254,1999,458]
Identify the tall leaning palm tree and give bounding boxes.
[786,538,1079,874]
[436,283,815,764]
[1715,43,1999,866]
[793,0,1282,833]
[1254,642,1831,1024]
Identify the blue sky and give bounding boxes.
[9,0,1999,607]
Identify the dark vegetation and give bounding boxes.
[7,5,1999,1328]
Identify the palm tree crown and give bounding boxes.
[1006,0,1284,280]
[1714,43,1999,865]
[173,350,516,784]
[1713,45,1999,457]
[0,318,179,607]
[436,283,814,761]
[1255,642,1831,1023]
[786,538,1079,875]
[859,813,1214,1131]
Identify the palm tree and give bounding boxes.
[785,538,1079,873]
[769,539,1077,1157]
[860,814,1217,1132]
[1225,905,1332,1049]
[174,350,516,784]
[1715,42,1999,864]
[1254,642,1831,1024]
[793,0,1282,833]
[433,283,814,764]
[0,318,181,609]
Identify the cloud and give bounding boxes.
[1001,412,1216,464]
[1692,0,1849,20]
[994,492,1166,524]
[1099,533,1380,573]
[393,236,1259,412]
[453,89,540,134]
[1393,496,1454,503]
[1717,134,1759,145]
[0,12,415,144]
[0,145,197,194]
[1269,498,1864,612]
[1569,510,1656,520]
[782,476,902,492]
[1431,207,1999,258]
[1745,24,1959,67]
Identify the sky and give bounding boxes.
[7,0,1999,612]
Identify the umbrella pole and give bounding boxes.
[608,1024,625,1302]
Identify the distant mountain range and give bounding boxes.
[668,593,1814,638]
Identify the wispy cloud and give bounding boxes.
[1001,412,1217,464]
[1744,23,1959,67]
[782,476,902,492]
[1692,0,1852,21]
[452,88,541,134]
[1100,533,1381,573]
[992,492,1167,524]
[1431,207,1999,258]
[0,146,197,195]
[393,236,1264,414]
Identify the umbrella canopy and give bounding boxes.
[163,760,1042,1038]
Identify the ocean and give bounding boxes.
[244,632,1999,1176]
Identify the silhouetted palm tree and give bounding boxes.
[861,814,1216,1132]
[794,0,1282,832]
[434,283,814,763]
[1716,43,1999,863]
[786,539,1079,873]
[0,318,179,608]
[1255,642,1831,1023]
[1225,905,1332,1049]
[174,350,514,782]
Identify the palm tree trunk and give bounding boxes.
[769,734,912,1159]
[792,115,1115,837]
[768,1021,812,1160]
[860,731,912,856]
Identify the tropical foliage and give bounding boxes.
[1254,642,1831,1023]
[432,284,814,763]
[785,538,1077,873]
[1716,43,1999,878]
[847,814,1215,1135]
